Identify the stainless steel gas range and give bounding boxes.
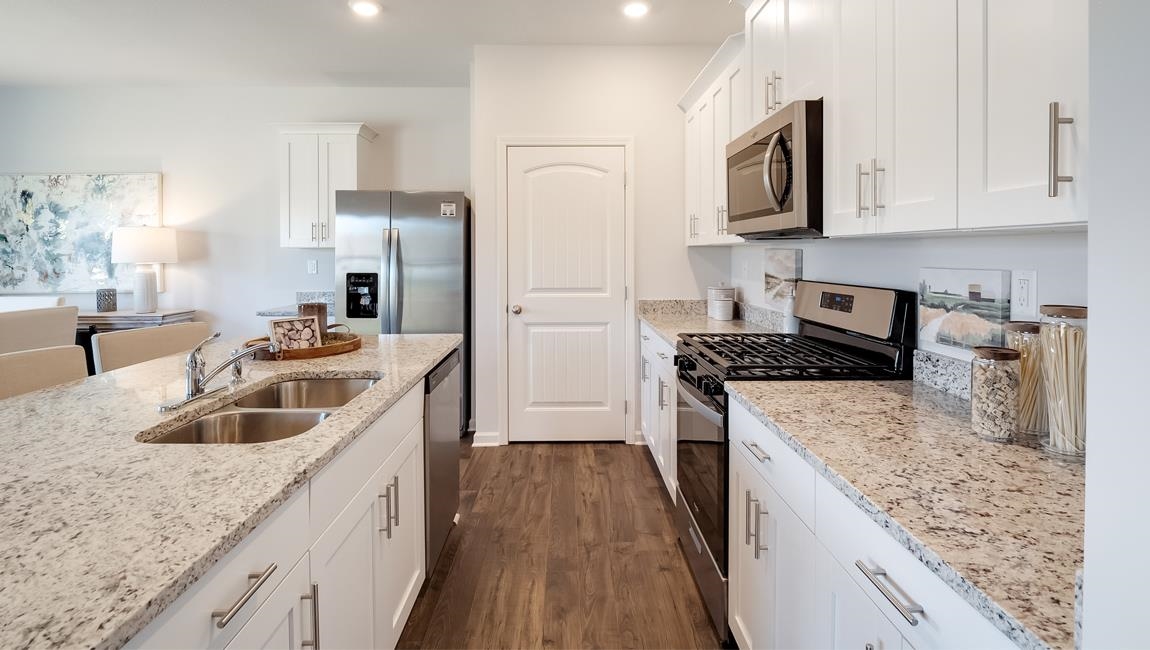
[671,280,917,642]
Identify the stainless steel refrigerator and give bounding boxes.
[335,190,470,571]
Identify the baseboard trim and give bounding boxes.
[471,431,503,447]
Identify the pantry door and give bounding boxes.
[506,145,627,442]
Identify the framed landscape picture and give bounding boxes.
[918,268,1012,360]
[0,173,162,294]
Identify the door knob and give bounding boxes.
[511,305,523,315]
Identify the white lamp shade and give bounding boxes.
[111,226,178,264]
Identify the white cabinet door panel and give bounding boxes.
[280,134,320,248]
[226,555,314,650]
[827,0,878,236]
[957,0,1088,227]
[374,423,426,649]
[318,134,357,247]
[875,0,958,233]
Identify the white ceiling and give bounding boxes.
[0,0,744,86]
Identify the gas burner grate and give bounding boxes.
[679,332,895,380]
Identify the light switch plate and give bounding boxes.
[1010,270,1038,321]
[306,259,318,275]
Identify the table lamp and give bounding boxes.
[111,226,178,314]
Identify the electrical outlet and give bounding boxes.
[1011,270,1038,321]
[306,260,318,275]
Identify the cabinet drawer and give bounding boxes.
[639,322,676,366]
[310,383,423,542]
[126,488,310,649]
[728,400,815,529]
[815,478,1015,648]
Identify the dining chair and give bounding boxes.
[0,306,80,354]
[0,296,65,313]
[0,345,88,400]
[92,321,212,373]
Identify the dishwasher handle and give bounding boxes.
[427,350,461,393]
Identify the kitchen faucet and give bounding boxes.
[158,332,281,412]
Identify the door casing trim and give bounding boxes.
[496,136,637,445]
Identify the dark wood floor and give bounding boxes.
[398,442,721,650]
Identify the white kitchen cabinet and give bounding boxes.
[680,34,746,247]
[373,421,427,650]
[827,0,958,237]
[225,555,316,650]
[957,0,1088,228]
[824,555,910,650]
[748,0,832,122]
[278,123,379,249]
[729,433,823,650]
[638,324,678,501]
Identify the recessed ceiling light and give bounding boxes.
[349,0,382,17]
[623,2,650,18]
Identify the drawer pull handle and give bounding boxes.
[390,475,400,528]
[378,488,393,539]
[742,439,771,464]
[744,489,754,546]
[753,501,769,560]
[301,582,321,648]
[855,561,924,626]
[211,563,277,628]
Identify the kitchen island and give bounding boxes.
[0,333,460,649]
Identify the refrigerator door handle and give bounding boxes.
[382,227,394,334]
[388,228,402,334]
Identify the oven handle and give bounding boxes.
[676,377,724,427]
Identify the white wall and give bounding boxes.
[470,45,730,439]
[1082,1,1150,645]
[730,231,1088,314]
[0,85,469,336]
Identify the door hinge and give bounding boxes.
[625,400,630,415]
[625,286,629,300]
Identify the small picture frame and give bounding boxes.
[268,316,322,350]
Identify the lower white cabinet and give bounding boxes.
[225,555,316,650]
[129,382,429,650]
[639,324,677,501]
[727,399,1015,650]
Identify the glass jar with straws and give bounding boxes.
[1039,305,1087,460]
[1004,322,1047,447]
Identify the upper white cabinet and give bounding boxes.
[747,0,833,123]
[957,0,1088,228]
[680,35,748,247]
[827,0,959,236]
[278,123,380,248]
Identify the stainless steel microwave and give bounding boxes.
[725,99,823,239]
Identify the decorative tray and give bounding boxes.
[244,330,362,361]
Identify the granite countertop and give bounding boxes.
[726,380,1084,650]
[639,313,772,346]
[0,333,461,650]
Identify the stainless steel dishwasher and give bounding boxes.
[424,350,461,572]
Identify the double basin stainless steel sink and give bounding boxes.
[146,379,377,444]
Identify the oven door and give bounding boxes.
[676,376,727,573]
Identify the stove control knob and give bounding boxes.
[676,355,696,371]
[700,377,723,396]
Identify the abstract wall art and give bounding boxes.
[0,173,161,293]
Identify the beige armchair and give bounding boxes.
[0,306,79,354]
[0,345,88,400]
[92,321,212,373]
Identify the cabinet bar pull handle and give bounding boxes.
[745,489,754,546]
[211,563,277,628]
[390,475,400,527]
[855,560,925,626]
[742,439,771,463]
[765,75,774,115]
[856,163,872,218]
[772,71,783,108]
[1048,101,1075,197]
[311,223,317,241]
[301,582,321,649]
[320,222,328,241]
[753,501,768,559]
[378,488,393,539]
[871,158,885,213]
[657,378,665,409]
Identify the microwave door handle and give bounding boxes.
[761,132,783,211]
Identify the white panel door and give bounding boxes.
[874,0,958,233]
[280,134,320,247]
[957,0,1088,227]
[374,423,426,650]
[826,0,878,236]
[507,146,627,442]
[226,556,314,650]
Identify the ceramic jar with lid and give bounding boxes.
[970,346,1021,443]
[1040,305,1087,460]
